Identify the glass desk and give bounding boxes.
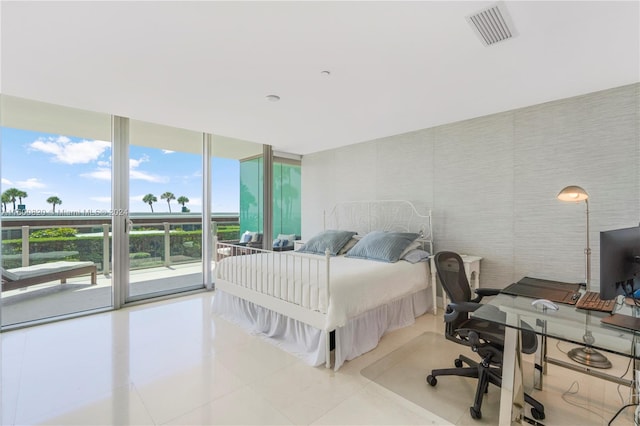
[472,293,639,425]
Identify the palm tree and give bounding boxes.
[142,193,157,212]
[1,192,10,212]
[46,196,62,213]
[3,188,21,211]
[177,196,189,212]
[17,190,27,206]
[161,191,176,213]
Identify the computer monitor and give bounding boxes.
[599,225,640,300]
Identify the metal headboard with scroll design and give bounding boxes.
[323,200,433,254]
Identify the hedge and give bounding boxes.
[2,230,210,270]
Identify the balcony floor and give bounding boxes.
[1,262,204,327]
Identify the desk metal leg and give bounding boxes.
[534,319,547,391]
[500,326,525,425]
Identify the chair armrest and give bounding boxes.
[471,287,501,303]
[475,288,500,297]
[444,301,481,323]
[449,301,481,313]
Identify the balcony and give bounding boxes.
[1,213,239,328]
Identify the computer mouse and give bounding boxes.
[531,299,559,311]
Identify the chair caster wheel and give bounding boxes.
[454,358,463,368]
[426,375,437,386]
[531,407,545,420]
[470,407,482,419]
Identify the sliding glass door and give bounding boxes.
[0,94,298,329]
[125,120,204,302]
[0,95,113,327]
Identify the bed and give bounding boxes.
[212,200,434,370]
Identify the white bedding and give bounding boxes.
[212,288,431,369]
[322,255,430,328]
[215,251,430,330]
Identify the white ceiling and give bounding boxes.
[1,1,638,155]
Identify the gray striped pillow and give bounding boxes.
[345,231,419,263]
[297,230,357,256]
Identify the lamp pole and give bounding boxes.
[557,185,611,368]
[585,198,590,288]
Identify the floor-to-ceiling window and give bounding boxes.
[211,136,264,245]
[126,120,204,302]
[0,95,113,327]
[0,95,292,328]
[273,157,301,240]
[239,156,264,235]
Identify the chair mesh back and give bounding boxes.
[435,251,472,303]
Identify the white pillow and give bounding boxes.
[402,249,431,264]
[399,240,422,259]
[338,235,361,255]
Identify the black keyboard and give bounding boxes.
[575,291,615,313]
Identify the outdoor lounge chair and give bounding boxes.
[1,261,97,292]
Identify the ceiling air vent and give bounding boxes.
[467,3,516,46]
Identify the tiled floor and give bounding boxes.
[1,292,636,425]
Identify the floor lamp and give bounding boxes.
[557,185,611,369]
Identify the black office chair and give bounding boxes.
[427,251,545,421]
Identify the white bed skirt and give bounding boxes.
[211,288,433,370]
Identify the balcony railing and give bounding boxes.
[1,213,240,272]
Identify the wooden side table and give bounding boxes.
[430,254,482,313]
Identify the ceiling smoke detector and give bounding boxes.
[467,2,516,46]
[265,95,280,102]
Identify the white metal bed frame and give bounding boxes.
[214,200,433,368]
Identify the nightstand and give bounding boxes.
[430,254,482,312]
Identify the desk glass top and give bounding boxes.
[472,293,639,359]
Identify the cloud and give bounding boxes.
[162,149,175,154]
[81,154,168,183]
[130,169,169,183]
[2,178,13,186]
[81,168,111,180]
[129,154,149,169]
[16,178,46,189]
[29,136,111,165]
[129,154,168,183]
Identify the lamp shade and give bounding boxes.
[557,185,589,202]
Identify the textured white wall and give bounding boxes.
[301,83,640,291]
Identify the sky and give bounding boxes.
[1,127,240,214]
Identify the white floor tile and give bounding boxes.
[311,383,451,425]
[164,386,294,425]
[37,383,155,426]
[1,292,635,426]
[135,359,246,424]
